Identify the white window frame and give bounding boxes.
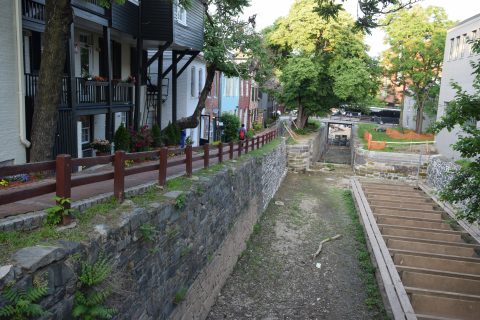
[198,68,204,97]
[470,30,478,56]
[175,1,187,26]
[449,38,455,60]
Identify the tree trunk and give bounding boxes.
[295,104,308,129]
[415,101,424,133]
[176,64,216,130]
[399,82,406,132]
[30,0,73,162]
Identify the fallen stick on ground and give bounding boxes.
[311,234,342,259]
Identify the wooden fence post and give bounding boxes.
[204,144,209,169]
[114,150,125,202]
[244,139,249,154]
[56,154,72,202]
[262,134,265,146]
[256,136,260,149]
[238,141,242,157]
[229,141,234,160]
[159,147,168,186]
[186,145,193,177]
[218,142,223,163]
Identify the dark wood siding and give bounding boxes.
[173,0,204,50]
[112,2,138,36]
[141,0,173,42]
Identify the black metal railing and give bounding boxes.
[113,82,134,104]
[22,0,46,22]
[25,73,69,106]
[25,74,134,107]
[76,78,108,105]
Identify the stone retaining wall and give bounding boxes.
[354,146,429,182]
[286,126,326,172]
[0,140,287,320]
[426,155,459,191]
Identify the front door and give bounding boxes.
[80,116,94,157]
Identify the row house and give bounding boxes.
[238,78,260,129]
[0,0,204,164]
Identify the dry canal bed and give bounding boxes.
[208,169,388,319]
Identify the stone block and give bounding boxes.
[13,246,66,272]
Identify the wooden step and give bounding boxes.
[364,190,428,199]
[384,235,479,249]
[402,271,480,296]
[377,216,452,230]
[397,265,480,282]
[362,183,418,192]
[378,224,466,236]
[409,291,480,320]
[416,314,465,320]
[374,208,442,220]
[370,199,436,211]
[393,253,480,275]
[367,194,433,204]
[381,226,463,243]
[373,206,443,215]
[376,214,444,224]
[387,239,479,258]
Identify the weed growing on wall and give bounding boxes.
[0,282,49,320]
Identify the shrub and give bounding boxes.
[246,129,254,139]
[151,124,162,148]
[163,122,181,146]
[0,283,49,320]
[130,125,153,152]
[253,121,263,131]
[114,124,131,152]
[220,113,240,142]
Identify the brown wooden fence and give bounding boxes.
[0,131,277,208]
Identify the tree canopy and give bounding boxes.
[314,0,421,33]
[433,40,480,223]
[381,5,452,132]
[265,0,380,127]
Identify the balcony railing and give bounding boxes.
[22,0,45,23]
[25,74,134,108]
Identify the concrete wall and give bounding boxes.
[0,1,26,165]
[436,14,480,160]
[0,140,287,320]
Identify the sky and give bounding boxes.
[242,0,480,57]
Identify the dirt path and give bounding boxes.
[207,169,386,319]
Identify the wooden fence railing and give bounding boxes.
[0,131,277,208]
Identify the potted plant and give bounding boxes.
[90,139,112,156]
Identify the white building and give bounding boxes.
[436,14,480,160]
[0,1,29,165]
[402,95,435,132]
[147,52,205,146]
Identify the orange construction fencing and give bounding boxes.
[364,130,386,150]
[386,128,434,141]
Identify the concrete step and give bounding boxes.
[384,235,479,249]
[393,253,480,275]
[381,226,464,242]
[409,291,480,320]
[369,199,437,211]
[377,216,452,230]
[402,271,480,296]
[387,239,479,258]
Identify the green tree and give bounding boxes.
[314,0,421,32]
[265,0,379,128]
[433,41,480,223]
[220,113,241,142]
[381,6,453,133]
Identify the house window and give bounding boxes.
[80,116,91,145]
[213,74,217,97]
[240,80,243,97]
[191,66,196,97]
[460,34,467,58]
[225,78,233,96]
[175,1,187,26]
[454,36,461,60]
[198,68,204,96]
[470,30,478,56]
[449,38,455,60]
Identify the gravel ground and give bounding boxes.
[207,169,386,320]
